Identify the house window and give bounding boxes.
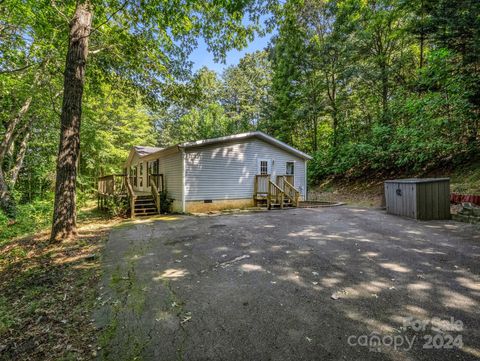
[260,160,268,175]
[286,162,295,175]
[133,166,138,187]
[147,161,154,186]
[139,162,143,187]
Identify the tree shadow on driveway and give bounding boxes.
[95,207,480,361]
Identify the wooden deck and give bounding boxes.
[98,172,301,217]
[97,174,164,218]
[253,174,300,209]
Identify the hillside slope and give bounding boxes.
[309,161,480,208]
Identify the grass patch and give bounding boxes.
[0,202,123,360]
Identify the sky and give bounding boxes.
[189,32,273,74]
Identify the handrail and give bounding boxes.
[268,180,285,209]
[125,174,136,219]
[283,178,300,207]
[149,173,164,192]
[150,177,161,214]
[98,174,124,180]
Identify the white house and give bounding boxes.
[123,131,312,214]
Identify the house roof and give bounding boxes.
[128,131,312,164]
[133,145,163,157]
[177,131,312,159]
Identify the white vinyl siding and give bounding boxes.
[184,138,306,201]
[157,151,183,201]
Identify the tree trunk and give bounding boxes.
[10,125,32,187]
[332,106,338,149]
[0,96,33,218]
[50,2,92,241]
[381,63,389,122]
[0,97,32,161]
[0,168,15,218]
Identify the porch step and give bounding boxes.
[134,196,155,202]
[269,202,293,208]
[132,195,158,217]
[134,209,158,216]
[134,203,156,208]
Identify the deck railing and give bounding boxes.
[97,174,125,196]
[277,176,300,207]
[149,173,164,192]
[150,176,161,214]
[268,180,285,209]
[124,174,136,218]
[253,174,300,208]
[97,174,127,210]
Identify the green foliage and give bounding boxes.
[159,190,174,214]
[102,195,129,218]
[158,56,272,145]
[0,197,53,245]
[275,0,479,182]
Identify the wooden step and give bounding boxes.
[134,203,156,208]
[134,209,158,215]
[135,198,155,204]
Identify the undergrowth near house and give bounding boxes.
[0,205,122,360]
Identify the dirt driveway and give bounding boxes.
[95,207,480,361]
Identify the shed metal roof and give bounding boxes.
[384,178,450,184]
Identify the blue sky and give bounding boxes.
[189,32,273,74]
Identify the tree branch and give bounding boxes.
[51,0,70,23]
[89,0,130,36]
[0,63,34,74]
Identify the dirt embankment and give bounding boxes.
[309,160,480,207]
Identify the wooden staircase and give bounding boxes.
[253,175,300,209]
[124,175,162,219]
[133,195,158,217]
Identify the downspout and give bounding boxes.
[304,159,308,201]
[180,146,186,213]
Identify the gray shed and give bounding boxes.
[384,178,451,220]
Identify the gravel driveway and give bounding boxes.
[95,207,480,361]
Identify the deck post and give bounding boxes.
[253,175,258,207]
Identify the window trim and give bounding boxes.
[258,159,270,175]
[286,161,295,175]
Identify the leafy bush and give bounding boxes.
[0,197,53,245]
[159,190,173,213]
[102,195,128,217]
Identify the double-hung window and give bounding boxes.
[260,160,269,175]
[286,162,295,175]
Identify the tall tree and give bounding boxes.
[268,1,310,146]
[51,2,92,240]
[222,51,272,131]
